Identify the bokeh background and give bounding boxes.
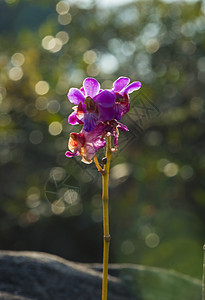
[0,0,204,281]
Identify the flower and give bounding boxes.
[66,76,141,163]
[101,120,129,149]
[65,123,106,164]
[112,76,141,120]
[65,120,129,163]
[67,78,115,132]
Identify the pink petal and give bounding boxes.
[83,78,100,98]
[84,138,106,162]
[83,123,104,142]
[117,122,129,131]
[67,88,85,105]
[123,81,141,94]
[92,138,106,152]
[80,87,86,96]
[65,151,78,157]
[68,112,78,125]
[80,124,106,162]
[113,77,130,92]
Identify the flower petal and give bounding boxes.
[123,81,141,94]
[81,157,92,164]
[117,122,129,131]
[113,104,122,121]
[92,138,106,152]
[84,137,106,161]
[82,123,104,141]
[83,112,99,132]
[83,78,100,98]
[80,87,85,96]
[65,151,79,157]
[113,101,130,120]
[99,106,115,121]
[67,88,85,105]
[121,102,130,117]
[81,140,104,163]
[113,77,130,92]
[94,90,116,108]
[80,124,106,163]
[68,111,78,125]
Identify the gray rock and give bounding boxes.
[0,251,136,300]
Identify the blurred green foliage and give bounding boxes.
[115,264,201,299]
[0,0,204,281]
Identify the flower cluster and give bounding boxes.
[65,77,141,163]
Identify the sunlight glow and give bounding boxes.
[35,81,49,95]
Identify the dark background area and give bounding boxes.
[0,0,204,280]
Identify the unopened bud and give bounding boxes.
[102,157,107,164]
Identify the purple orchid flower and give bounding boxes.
[65,123,106,164]
[66,76,141,164]
[67,78,115,132]
[112,76,141,120]
[65,120,129,163]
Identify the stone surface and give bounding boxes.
[0,251,136,300]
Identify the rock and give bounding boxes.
[0,251,136,300]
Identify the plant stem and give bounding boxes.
[101,136,112,300]
[94,155,104,174]
[203,244,205,300]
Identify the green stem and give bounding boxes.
[101,136,112,300]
